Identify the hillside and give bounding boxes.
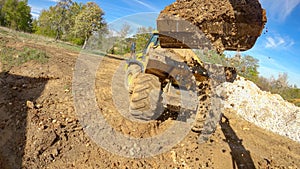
[0,27,299,169]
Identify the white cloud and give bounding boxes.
[121,0,159,12]
[30,5,43,14]
[48,0,60,2]
[31,12,40,19]
[132,0,159,11]
[264,34,294,49]
[28,4,44,18]
[261,0,300,21]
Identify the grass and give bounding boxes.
[0,26,84,71]
[0,46,49,71]
[0,26,82,53]
[0,27,50,70]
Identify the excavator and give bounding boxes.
[125,0,266,141]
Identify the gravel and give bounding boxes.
[218,76,300,142]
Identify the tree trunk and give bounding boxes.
[55,29,60,41]
[82,37,88,49]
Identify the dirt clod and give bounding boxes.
[26,100,34,109]
[158,0,266,52]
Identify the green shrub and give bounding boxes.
[70,38,84,46]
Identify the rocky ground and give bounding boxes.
[0,28,300,169]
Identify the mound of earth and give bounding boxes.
[219,76,300,142]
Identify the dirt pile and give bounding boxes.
[157,0,266,52]
[218,76,300,142]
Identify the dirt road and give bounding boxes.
[0,31,299,169]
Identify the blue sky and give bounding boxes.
[28,0,300,86]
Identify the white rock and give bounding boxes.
[219,76,300,142]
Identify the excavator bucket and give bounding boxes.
[157,0,267,52]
